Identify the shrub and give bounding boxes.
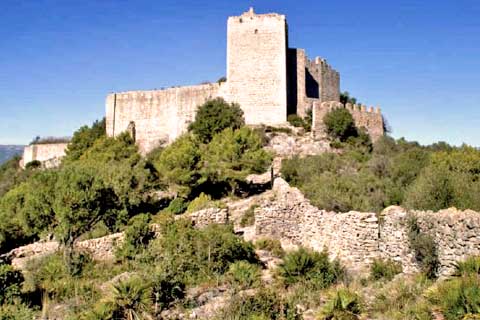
[427,276,480,320]
[0,302,37,319]
[287,114,307,129]
[217,288,300,320]
[0,264,24,304]
[116,214,155,260]
[186,193,218,213]
[105,276,152,320]
[64,118,105,162]
[189,98,245,143]
[150,269,185,312]
[406,215,439,279]
[239,204,257,227]
[254,238,284,258]
[317,287,363,320]
[147,220,259,285]
[226,261,262,289]
[323,108,357,142]
[165,197,188,215]
[370,258,403,281]
[24,160,41,170]
[371,274,432,320]
[454,256,480,277]
[277,248,344,289]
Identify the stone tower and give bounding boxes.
[226,8,288,124]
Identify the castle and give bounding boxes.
[22,8,384,165]
[105,8,384,154]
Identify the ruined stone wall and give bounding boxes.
[255,178,480,276]
[226,9,288,125]
[21,143,69,168]
[312,101,384,142]
[106,83,224,154]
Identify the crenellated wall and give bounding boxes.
[21,143,69,168]
[287,49,341,117]
[255,178,480,276]
[312,101,384,142]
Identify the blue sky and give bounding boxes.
[1,0,479,146]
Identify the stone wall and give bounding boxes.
[312,101,384,142]
[255,178,480,276]
[21,143,69,168]
[106,83,225,154]
[226,8,288,125]
[287,49,340,117]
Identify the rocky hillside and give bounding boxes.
[0,145,23,164]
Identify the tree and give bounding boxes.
[153,134,201,197]
[339,91,358,105]
[201,127,272,194]
[324,108,357,142]
[189,98,245,143]
[0,170,58,253]
[53,164,116,273]
[64,118,106,162]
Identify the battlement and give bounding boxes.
[228,7,286,22]
[312,101,384,142]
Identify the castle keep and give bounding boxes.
[105,8,385,154]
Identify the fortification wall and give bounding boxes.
[106,83,224,154]
[21,143,68,168]
[312,101,384,142]
[255,178,480,276]
[287,49,340,117]
[226,9,288,125]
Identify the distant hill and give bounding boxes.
[0,145,24,165]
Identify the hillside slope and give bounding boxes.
[0,145,23,164]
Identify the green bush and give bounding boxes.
[254,238,284,258]
[427,276,480,320]
[287,114,310,131]
[277,248,344,289]
[406,215,439,279]
[216,288,300,320]
[0,302,37,319]
[146,219,259,285]
[116,214,154,260]
[370,258,403,281]
[189,98,245,143]
[324,108,357,142]
[371,274,432,320]
[64,118,106,163]
[454,256,480,277]
[0,264,24,305]
[226,261,262,289]
[165,197,188,215]
[186,193,219,213]
[150,269,185,312]
[317,287,363,320]
[239,204,257,227]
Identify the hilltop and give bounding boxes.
[0,145,23,164]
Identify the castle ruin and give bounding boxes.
[106,8,384,154]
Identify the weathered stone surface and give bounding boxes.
[255,178,480,276]
[188,208,229,228]
[20,143,68,168]
[312,101,384,142]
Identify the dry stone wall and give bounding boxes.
[255,178,480,276]
[21,143,68,168]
